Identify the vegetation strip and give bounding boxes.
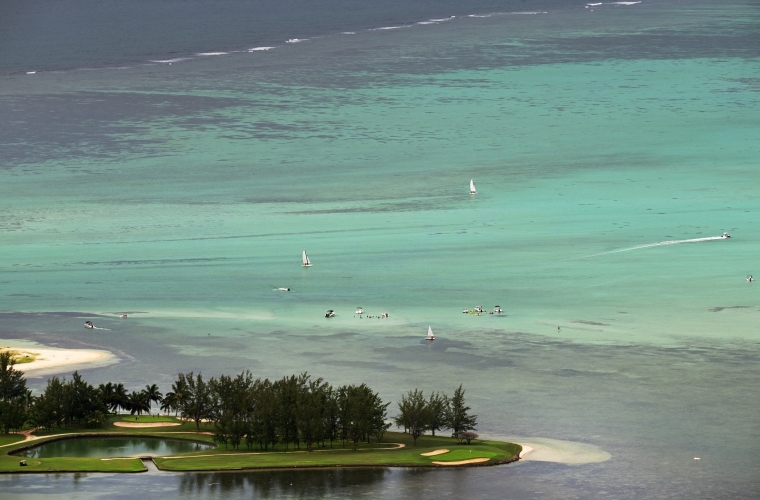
[1,353,521,473]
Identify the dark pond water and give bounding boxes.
[16,437,215,459]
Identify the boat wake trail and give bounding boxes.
[92,326,111,331]
[585,236,727,258]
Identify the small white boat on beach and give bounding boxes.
[84,321,94,329]
[355,307,364,314]
[302,249,312,267]
[470,179,477,194]
[722,232,731,238]
[425,325,435,341]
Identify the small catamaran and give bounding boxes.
[302,249,312,267]
[470,179,477,194]
[425,326,435,341]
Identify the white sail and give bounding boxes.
[302,249,312,267]
[426,325,435,340]
[470,179,476,194]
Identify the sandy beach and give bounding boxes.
[1,340,117,377]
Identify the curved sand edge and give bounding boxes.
[513,438,611,464]
[113,422,182,428]
[432,457,490,466]
[1,341,117,377]
[421,449,449,456]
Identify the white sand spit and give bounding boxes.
[519,445,533,458]
[513,437,611,464]
[432,458,490,465]
[1,340,117,377]
[113,422,181,428]
[421,449,449,456]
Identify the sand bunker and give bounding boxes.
[2,340,116,377]
[432,458,490,465]
[113,422,181,428]
[421,449,449,456]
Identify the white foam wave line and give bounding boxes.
[150,58,189,63]
[286,38,307,43]
[197,52,227,56]
[370,25,411,31]
[468,11,546,18]
[342,31,356,35]
[26,71,36,75]
[586,236,726,258]
[586,1,640,5]
[248,47,275,51]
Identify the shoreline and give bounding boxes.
[1,427,521,474]
[1,341,117,377]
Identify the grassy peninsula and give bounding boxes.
[1,415,520,473]
[1,354,521,473]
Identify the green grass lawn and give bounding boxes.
[0,434,26,448]
[1,419,520,474]
[154,433,521,472]
[0,455,145,473]
[31,415,205,437]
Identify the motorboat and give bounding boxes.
[474,306,484,313]
[355,307,364,314]
[470,179,477,194]
[494,306,503,313]
[425,326,435,341]
[462,308,469,314]
[84,321,94,329]
[325,310,335,318]
[722,232,731,239]
[276,287,291,291]
[381,312,389,318]
[747,275,754,282]
[120,314,128,319]
[302,249,312,267]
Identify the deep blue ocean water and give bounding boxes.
[1,0,760,498]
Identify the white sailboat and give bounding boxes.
[470,179,477,194]
[302,249,312,267]
[425,325,435,341]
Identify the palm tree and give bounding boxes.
[97,382,115,413]
[143,384,163,416]
[127,391,150,417]
[113,383,129,414]
[169,378,188,417]
[161,392,177,416]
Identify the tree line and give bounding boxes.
[0,352,478,450]
[394,386,478,445]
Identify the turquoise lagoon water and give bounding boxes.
[1,0,760,498]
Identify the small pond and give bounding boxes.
[16,437,215,458]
